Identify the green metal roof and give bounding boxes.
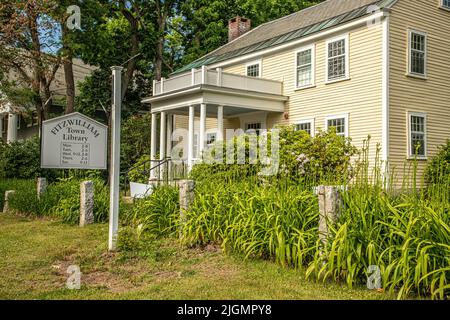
[173,0,396,75]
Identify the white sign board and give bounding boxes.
[41,112,108,169]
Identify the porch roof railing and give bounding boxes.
[153,67,283,97]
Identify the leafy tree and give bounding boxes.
[120,113,152,171]
[0,0,61,122]
[179,0,325,65]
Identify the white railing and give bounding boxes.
[153,67,283,96]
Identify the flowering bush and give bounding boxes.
[191,125,358,184]
[277,125,358,183]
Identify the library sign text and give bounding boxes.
[41,112,107,169]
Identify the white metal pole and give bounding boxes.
[188,106,195,170]
[108,66,123,251]
[199,104,206,157]
[217,106,224,141]
[150,112,157,180]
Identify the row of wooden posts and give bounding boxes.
[2,178,342,248]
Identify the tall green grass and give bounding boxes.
[2,178,110,224]
[182,178,319,268]
[305,144,450,299]
[123,185,180,238]
[180,143,449,299]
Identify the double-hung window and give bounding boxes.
[295,119,315,136]
[206,132,217,146]
[408,112,427,158]
[325,114,348,137]
[296,45,315,88]
[246,61,261,77]
[441,0,450,10]
[326,35,349,82]
[408,30,427,77]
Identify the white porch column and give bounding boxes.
[7,113,17,144]
[159,112,167,180]
[188,106,195,170]
[166,114,173,156]
[217,106,224,141]
[160,111,166,160]
[150,112,157,180]
[165,114,173,180]
[199,103,206,157]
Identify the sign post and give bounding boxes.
[108,66,123,251]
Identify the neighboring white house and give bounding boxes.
[0,58,96,143]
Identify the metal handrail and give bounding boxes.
[122,157,187,196]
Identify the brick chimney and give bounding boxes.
[228,16,251,42]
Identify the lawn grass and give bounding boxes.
[0,214,389,300]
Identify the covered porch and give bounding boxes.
[142,67,288,178]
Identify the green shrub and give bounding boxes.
[191,126,358,184]
[0,137,46,179]
[426,139,450,184]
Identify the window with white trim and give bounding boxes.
[441,0,450,9]
[246,61,261,77]
[206,132,217,146]
[326,114,348,137]
[408,30,427,76]
[296,46,314,88]
[246,122,262,135]
[295,119,314,136]
[408,112,427,158]
[327,35,348,81]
